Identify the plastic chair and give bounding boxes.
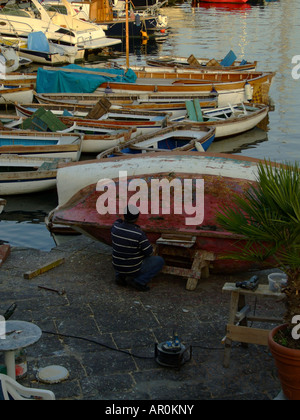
[0,374,55,400]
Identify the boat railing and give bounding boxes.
[0,17,38,36]
[141,0,168,17]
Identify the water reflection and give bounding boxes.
[208,126,268,154]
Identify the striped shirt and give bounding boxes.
[111,219,153,275]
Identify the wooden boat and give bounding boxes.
[0,72,36,88]
[0,131,82,161]
[47,152,275,274]
[10,107,171,138]
[34,91,219,107]
[97,124,216,158]
[0,155,64,195]
[145,54,257,72]
[95,71,275,105]
[15,102,183,123]
[183,102,269,138]
[58,111,170,137]
[15,99,217,122]
[1,113,138,154]
[13,101,268,143]
[0,197,6,214]
[0,86,33,104]
[36,66,275,105]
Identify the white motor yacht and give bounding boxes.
[0,0,121,54]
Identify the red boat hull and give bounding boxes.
[50,170,270,274]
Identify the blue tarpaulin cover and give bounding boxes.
[36,64,137,93]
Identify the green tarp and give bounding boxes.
[36,64,137,94]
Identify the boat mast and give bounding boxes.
[126,0,129,68]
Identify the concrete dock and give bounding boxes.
[0,235,283,400]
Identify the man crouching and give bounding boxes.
[111,204,164,291]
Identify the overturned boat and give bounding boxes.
[47,152,275,274]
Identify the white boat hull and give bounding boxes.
[214,108,268,137]
[95,86,250,107]
[0,0,121,52]
[0,177,57,195]
[0,132,82,161]
[55,152,260,208]
[0,88,33,104]
[18,47,84,65]
[184,103,269,138]
[0,156,59,195]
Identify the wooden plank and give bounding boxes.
[247,315,283,324]
[222,282,284,298]
[24,258,65,279]
[226,325,270,346]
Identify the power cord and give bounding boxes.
[42,330,155,360]
[42,330,225,361]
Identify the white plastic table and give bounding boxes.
[0,321,42,380]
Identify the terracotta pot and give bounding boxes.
[268,324,300,400]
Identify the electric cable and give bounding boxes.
[42,330,155,360]
[42,330,225,360]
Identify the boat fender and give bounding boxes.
[105,83,113,94]
[140,30,148,40]
[244,81,252,101]
[135,14,141,27]
[210,85,218,97]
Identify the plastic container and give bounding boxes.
[268,273,287,292]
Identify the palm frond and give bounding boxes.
[216,160,300,266]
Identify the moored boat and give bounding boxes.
[0,0,121,54]
[0,32,85,65]
[182,101,269,138]
[33,91,218,109]
[0,86,34,105]
[47,152,276,274]
[145,53,257,72]
[97,124,216,158]
[0,155,64,195]
[13,107,172,137]
[94,71,275,106]
[1,112,138,153]
[36,66,275,106]
[51,0,169,40]
[14,99,216,122]
[0,131,82,161]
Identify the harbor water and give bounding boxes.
[1,0,299,250]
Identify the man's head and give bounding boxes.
[123,204,140,223]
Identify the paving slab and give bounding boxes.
[0,235,283,401]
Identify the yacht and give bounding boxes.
[54,0,169,40]
[0,0,121,54]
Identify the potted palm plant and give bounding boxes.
[216,160,300,400]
